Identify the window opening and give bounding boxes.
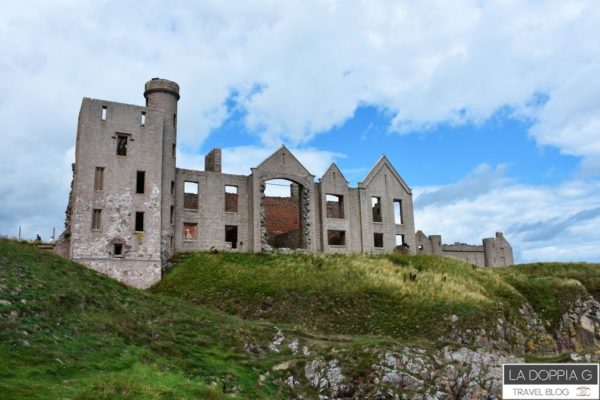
[327,230,346,246]
[395,234,404,247]
[136,171,145,194]
[326,194,344,219]
[225,185,238,212]
[183,223,197,241]
[94,167,104,191]
[394,200,403,224]
[374,232,384,248]
[184,181,199,209]
[116,135,128,156]
[225,225,238,249]
[372,197,382,222]
[113,243,124,257]
[135,212,144,232]
[92,209,102,230]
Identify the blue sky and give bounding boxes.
[1,1,599,262]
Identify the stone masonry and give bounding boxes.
[56,78,513,288]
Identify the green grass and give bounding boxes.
[0,240,302,399]
[152,251,599,341]
[2,240,599,399]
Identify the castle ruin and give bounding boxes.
[56,78,513,288]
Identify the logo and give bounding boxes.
[503,363,599,400]
[578,386,592,397]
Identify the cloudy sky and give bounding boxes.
[1,0,599,262]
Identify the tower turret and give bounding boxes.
[144,78,180,262]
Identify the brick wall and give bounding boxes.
[264,196,300,233]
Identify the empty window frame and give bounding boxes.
[225,185,238,212]
[183,181,199,209]
[91,209,102,230]
[173,113,177,127]
[113,243,124,257]
[116,135,128,156]
[94,167,105,191]
[371,197,382,222]
[395,234,404,247]
[373,232,384,248]
[393,199,403,224]
[135,212,144,232]
[327,230,346,246]
[170,206,174,224]
[171,180,175,195]
[225,225,238,249]
[183,223,197,241]
[140,111,146,126]
[326,194,344,219]
[101,106,107,121]
[172,143,176,158]
[136,171,145,194]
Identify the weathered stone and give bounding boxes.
[60,78,511,289]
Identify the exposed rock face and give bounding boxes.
[251,297,600,399]
[556,296,600,352]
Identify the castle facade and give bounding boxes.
[57,78,512,289]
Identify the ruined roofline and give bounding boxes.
[320,163,349,184]
[176,167,247,179]
[359,154,412,194]
[82,97,165,114]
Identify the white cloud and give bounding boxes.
[414,166,600,263]
[1,0,600,249]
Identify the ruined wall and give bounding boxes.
[416,230,514,268]
[174,169,250,252]
[264,197,300,233]
[250,147,317,253]
[319,164,360,253]
[69,98,164,288]
[357,159,416,254]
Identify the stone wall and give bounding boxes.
[416,230,514,268]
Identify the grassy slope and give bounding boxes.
[153,252,599,340]
[2,240,599,398]
[0,240,311,399]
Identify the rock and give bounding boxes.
[268,329,285,352]
[285,375,299,387]
[288,338,299,354]
[0,299,11,306]
[244,343,263,355]
[273,361,293,371]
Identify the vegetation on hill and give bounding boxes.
[0,240,307,399]
[1,240,598,399]
[152,252,598,340]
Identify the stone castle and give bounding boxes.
[56,78,513,288]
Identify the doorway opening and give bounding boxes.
[263,179,304,249]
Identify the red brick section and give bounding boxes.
[225,192,238,212]
[264,196,300,233]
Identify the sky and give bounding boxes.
[1,0,599,263]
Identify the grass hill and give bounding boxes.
[1,239,599,399]
[152,252,598,340]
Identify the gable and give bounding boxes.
[359,155,411,194]
[320,163,348,184]
[254,145,313,178]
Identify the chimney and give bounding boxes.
[205,148,222,173]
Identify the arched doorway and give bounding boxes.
[261,179,305,250]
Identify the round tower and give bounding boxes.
[144,78,180,262]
